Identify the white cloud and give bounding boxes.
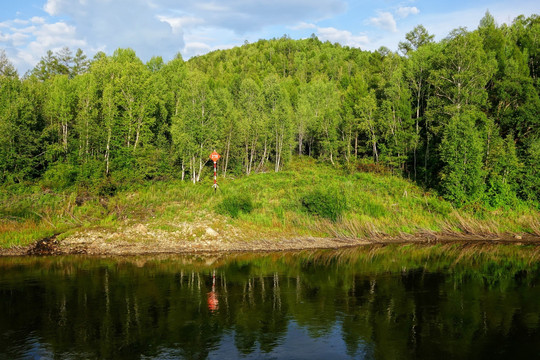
[183,41,212,54]
[289,22,368,48]
[396,6,419,19]
[31,17,46,25]
[0,16,88,73]
[13,19,29,25]
[0,31,30,47]
[25,22,87,67]
[291,22,317,30]
[317,26,369,47]
[34,22,85,48]
[368,12,397,32]
[43,0,62,16]
[36,0,347,60]
[182,41,236,59]
[1,0,354,72]
[38,0,185,62]
[157,15,204,35]
[154,0,347,34]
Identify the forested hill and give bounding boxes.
[0,12,538,208]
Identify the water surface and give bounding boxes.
[1,243,539,359]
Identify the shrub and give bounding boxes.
[218,193,254,218]
[301,186,347,222]
[97,179,118,197]
[41,163,78,190]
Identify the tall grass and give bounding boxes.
[1,157,539,248]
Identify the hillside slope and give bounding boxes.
[1,158,539,255]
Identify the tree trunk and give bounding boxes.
[105,126,111,175]
[62,121,68,153]
[257,139,267,173]
[133,114,142,150]
[224,132,231,177]
[354,132,358,159]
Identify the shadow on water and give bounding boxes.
[1,243,540,359]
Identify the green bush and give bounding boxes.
[41,163,78,190]
[218,193,254,218]
[97,179,118,197]
[301,186,347,222]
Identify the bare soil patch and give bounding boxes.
[2,223,539,257]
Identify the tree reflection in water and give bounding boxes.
[0,243,539,359]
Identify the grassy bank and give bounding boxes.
[1,157,539,249]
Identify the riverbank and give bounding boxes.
[2,158,539,255]
[2,225,539,256]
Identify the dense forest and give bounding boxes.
[0,12,538,208]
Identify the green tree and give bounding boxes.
[43,75,76,158]
[348,74,380,163]
[237,78,265,175]
[102,83,117,176]
[73,73,99,165]
[172,70,217,183]
[310,77,340,164]
[398,25,435,56]
[520,138,540,204]
[404,41,437,180]
[30,47,89,80]
[262,74,293,172]
[376,52,413,170]
[427,29,496,199]
[483,120,520,207]
[0,50,18,78]
[439,111,486,205]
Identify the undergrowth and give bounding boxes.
[1,157,539,248]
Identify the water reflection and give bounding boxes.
[207,270,219,312]
[0,243,539,359]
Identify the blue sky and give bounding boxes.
[1,0,539,73]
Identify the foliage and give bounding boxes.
[0,12,539,212]
[301,186,347,221]
[218,193,254,218]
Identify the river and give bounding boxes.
[1,243,539,359]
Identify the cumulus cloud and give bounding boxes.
[289,21,368,48]
[291,22,318,30]
[317,27,369,47]
[3,0,348,72]
[31,17,46,25]
[43,0,61,16]
[39,0,346,57]
[368,12,397,32]
[0,29,30,47]
[396,6,420,19]
[0,17,87,71]
[41,0,184,61]
[157,15,205,35]
[183,41,212,54]
[0,18,88,71]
